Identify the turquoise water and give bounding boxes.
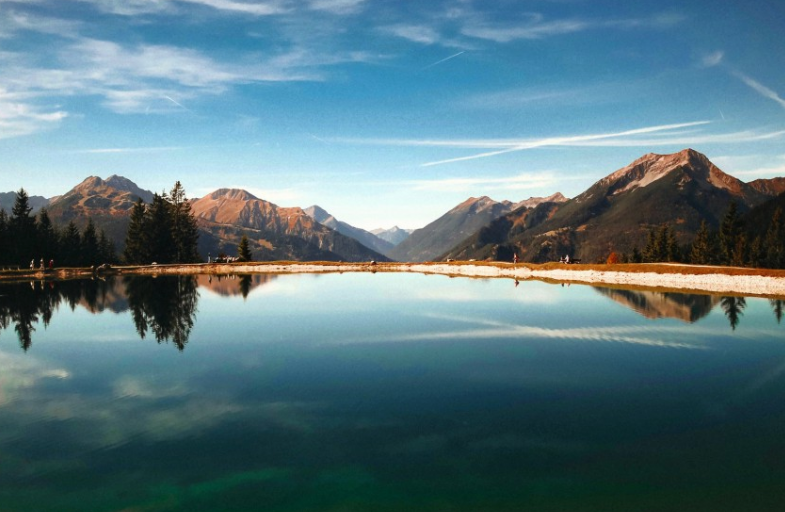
[1,273,784,511]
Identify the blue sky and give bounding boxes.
[1,0,784,230]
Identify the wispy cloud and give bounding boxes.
[380,24,442,45]
[69,146,186,154]
[334,122,785,167]
[0,88,68,139]
[701,50,724,68]
[0,32,377,121]
[733,71,785,110]
[308,0,366,15]
[0,10,84,38]
[422,50,465,70]
[336,121,711,167]
[407,172,561,193]
[78,0,364,16]
[178,0,289,16]
[461,12,684,43]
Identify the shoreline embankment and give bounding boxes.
[4,261,785,298]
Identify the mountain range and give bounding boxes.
[3,149,784,264]
[443,149,785,263]
[388,192,567,262]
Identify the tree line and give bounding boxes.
[0,189,116,268]
[0,181,201,269]
[123,181,200,264]
[618,201,785,268]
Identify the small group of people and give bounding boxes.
[29,258,54,270]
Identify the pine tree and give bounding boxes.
[60,221,81,266]
[719,201,739,265]
[36,208,59,263]
[0,209,9,266]
[169,181,200,263]
[642,227,659,262]
[690,220,712,265]
[81,219,100,266]
[238,235,252,262]
[664,225,679,262]
[731,233,747,267]
[10,188,37,266]
[146,193,175,264]
[98,230,117,263]
[748,235,763,268]
[764,207,783,268]
[124,198,148,264]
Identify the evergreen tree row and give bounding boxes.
[123,181,200,264]
[0,189,116,268]
[624,201,785,269]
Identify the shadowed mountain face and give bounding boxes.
[304,205,394,257]
[594,287,721,323]
[45,175,155,252]
[0,192,49,213]
[389,193,566,262]
[190,189,389,262]
[445,149,783,264]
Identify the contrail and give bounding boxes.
[422,51,465,70]
[164,95,190,111]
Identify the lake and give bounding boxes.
[1,272,784,511]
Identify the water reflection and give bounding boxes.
[125,276,199,350]
[0,279,120,351]
[0,276,199,351]
[721,296,747,331]
[592,286,783,331]
[593,287,719,323]
[3,276,785,350]
[197,273,276,299]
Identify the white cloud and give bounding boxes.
[0,10,83,38]
[308,0,366,14]
[460,12,684,43]
[462,17,589,42]
[701,50,724,68]
[73,0,176,15]
[177,0,289,16]
[0,89,68,139]
[380,24,442,45]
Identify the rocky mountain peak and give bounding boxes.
[207,188,259,202]
[600,148,744,197]
[515,192,568,210]
[303,205,333,224]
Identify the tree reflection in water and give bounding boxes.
[125,275,199,351]
[771,299,784,324]
[3,277,785,350]
[0,276,199,351]
[721,296,747,331]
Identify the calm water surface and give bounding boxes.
[1,273,784,511]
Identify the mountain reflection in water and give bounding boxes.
[2,275,785,351]
[594,286,785,330]
[593,287,720,323]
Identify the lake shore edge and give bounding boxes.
[5,261,785,298]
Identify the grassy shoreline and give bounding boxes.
[3,260,785,298]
